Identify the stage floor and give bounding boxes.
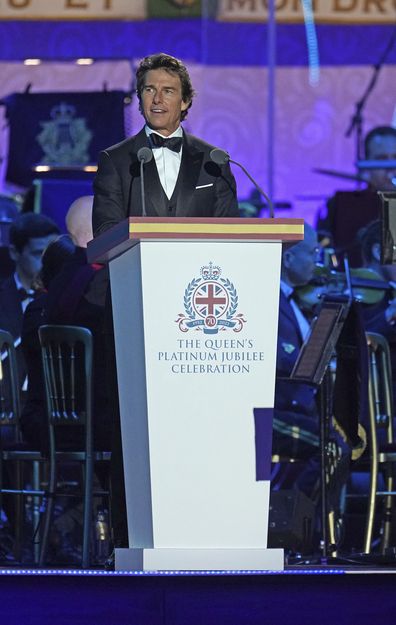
[1,565,395,625]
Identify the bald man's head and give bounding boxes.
[65,195,94,248]
[281,223,319,287]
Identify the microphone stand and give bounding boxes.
[345,27,396,163]
[210,149,274,217]
[140,160,147,217]
[229,158,275,218]
[137,147,153,217]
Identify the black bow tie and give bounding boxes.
[149,134,183,153]
[18,287,33,302]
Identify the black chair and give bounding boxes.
[0,328,44,563]
[363,332,396,554]
[38,324,110,569]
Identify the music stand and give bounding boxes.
[291,301,347,386]
[290,300,349,558]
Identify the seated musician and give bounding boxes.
[316,125,396,245]
[20,235,76,449]
[357,219,396,405]
[273,223,321,465]
[0,213,59,441]
[273,223,357,539]
[20,199,111,564]
[21,196,111,453]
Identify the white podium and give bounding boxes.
[88,217,303,571]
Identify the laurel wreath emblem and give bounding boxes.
[176,268,246,333]
[220,278,238,318]
[184,277,201,318]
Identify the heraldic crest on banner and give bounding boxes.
[36,102,92,166]
[176,262,246,334]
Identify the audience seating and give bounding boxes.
[38,324,110,569]
[0,328,43,563]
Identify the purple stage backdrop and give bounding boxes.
[0,19,395,226]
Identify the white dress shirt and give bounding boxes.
[14,272,35,314]
[145,125,183,199]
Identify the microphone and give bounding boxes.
[210,149,274,218]
[137,147,153,217]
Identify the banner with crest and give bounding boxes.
[4,90,126,187]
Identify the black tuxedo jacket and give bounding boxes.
[92,127,239,236]
[0,275,23,339]
[276,290,304,377]
[0,275,28,403]
[275,290,317,417]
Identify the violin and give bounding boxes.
[294,265,393,312]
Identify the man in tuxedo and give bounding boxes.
[92,53,239,560]
[0,213,60,339]
[0,212,60,365]
[0,213,59,426]
[92,52,239,236]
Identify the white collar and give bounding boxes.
[13,272,34,295]
[144,125,183,140]
[280,279,293,298]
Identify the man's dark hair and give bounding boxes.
[40,234,75,289]
[136,52,195,122]
[364,126,396,158]
[9,213,60,253]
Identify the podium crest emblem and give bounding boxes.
[176,262,246,334]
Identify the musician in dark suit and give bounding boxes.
[357,219,396,407]
[0,213,59,434]
[316,125,396,246]
[273,223,320,461]
[0,213,60,338]
[92,52,239,236]
[273,225,354,533]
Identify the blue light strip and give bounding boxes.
[0,568,346,577]
[300,0,320,85]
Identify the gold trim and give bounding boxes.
[129,223,303,235]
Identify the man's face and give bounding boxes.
[140,68,190,136]
[366,134,396,191]
[10,235,58,286]
[284,230,319,287]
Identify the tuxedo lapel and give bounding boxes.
[279,290,304,344]
[0,277,23,338]
[175,134,203,216]
[128,128,169,216]
[144,159,168,216]
[280,290,300,326]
